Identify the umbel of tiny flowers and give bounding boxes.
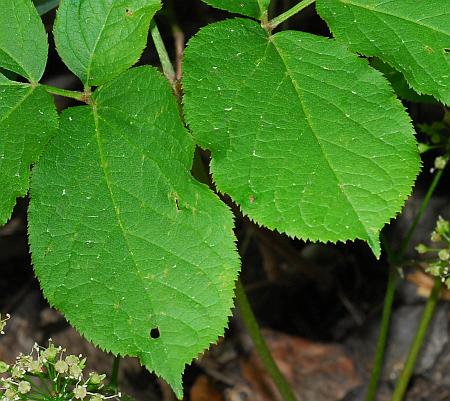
[415,216,450,288]
[0,316,121,401]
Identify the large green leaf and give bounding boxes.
[0,0,48,83]
[28,67,240,396]
[183,18,420,257]
[0,74,57,225]
[316,0,450,105]
[200,0,270,19]
[53,0,161,86]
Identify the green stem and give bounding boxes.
[235,280,298,401]
[364,168,444,401]
[150,22,177,87]
[268,0,316,29]
[391,278,442,401]
[110,355,121,390]
[364,265,398,401]
[398,169,444,259]
[41,84,86,102]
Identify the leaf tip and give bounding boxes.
[367,230,381,259]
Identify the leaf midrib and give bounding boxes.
[91,106,157,365]
[84,3,115,84]
[268,36,373,242]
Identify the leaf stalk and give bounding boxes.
[42,84,88,102]
[150,22,177,91]
[235,280,298,401]
[268,0,316,30]
[391,277,442,401]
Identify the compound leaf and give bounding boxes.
[183,18,420,257]
[316,0,450,105]
[0,0,48,83]
[28,67,240,396]
[0,74,57,225]
[54,0,161,86]
[200,0,270,19]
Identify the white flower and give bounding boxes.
[55,360,69,374]
[74,385,87,400]
[17,381,31,394]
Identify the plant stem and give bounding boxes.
[235,280,298,401]
[391,277,442,401]
[398,169,444,258]
[110,355,121,390]
[41,84,86,102]
[364,168,444,401]
[150,22,177,88]
[364,265,398,401]
[268,0,316,29]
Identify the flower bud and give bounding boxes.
[434,156,448,170]
[0,361,9,373]
[415,244,428,254]
[438,249,450,261]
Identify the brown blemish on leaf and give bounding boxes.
[249,194,255,204]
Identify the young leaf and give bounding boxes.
[53,0,161,87]
[316,0,450,105]
[200,0,270,19]
[183,18,420,257]
[0,74,57,225]
[28,67,240,396]
[33,0,59,15]
[0,0,48,83]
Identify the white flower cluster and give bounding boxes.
[0,317,121,401]
[415,216,450,287]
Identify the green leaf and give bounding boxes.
[371,59,436,104]
[200,0,270,19]
[183,18,420,257]
[0,74,57,225]
[0,0,48,82]
[33,0,59,15]
[28,67,240,396]
[316,0,450,105]
[53,0,161,87]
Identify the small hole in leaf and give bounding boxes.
[150,327,160,339]
[175,198,180,211]
[125,8,133,16]
[444,48,450,54]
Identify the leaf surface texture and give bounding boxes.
[54,0,161,86]
[200,0,270,19]
[28,67,240,396]
[316,0,450,104]
[0,0,48,82]
[0,74,57,225]
[183,18,420,256]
